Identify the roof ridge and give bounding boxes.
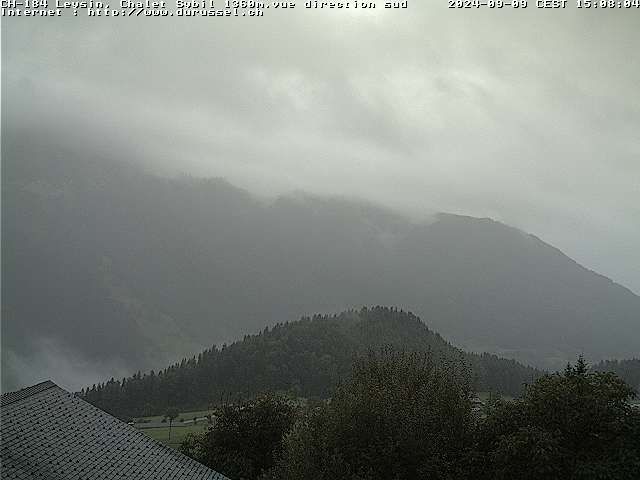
[1,380,58,407]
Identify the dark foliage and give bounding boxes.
[268,349,474,480]
[470,357,640,479]
[593,358,640,393]
[200,354,639,480]
[81,307,540,418]
[180,394,296,480]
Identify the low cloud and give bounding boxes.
[2,6,639,292]
[2,339,131,393]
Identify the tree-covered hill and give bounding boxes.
[81,307,540,419]
[593,358,640,392]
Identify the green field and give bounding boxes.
[140,423,207,449]
[135,410,212,449]
[137,410,213,423]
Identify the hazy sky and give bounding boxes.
[3,6,639,293]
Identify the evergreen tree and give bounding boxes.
[471,359,640,479]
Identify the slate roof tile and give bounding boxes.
[1,381,229,480]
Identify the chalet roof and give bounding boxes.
[1,381,229,480]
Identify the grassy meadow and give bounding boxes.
[135,410,212,449]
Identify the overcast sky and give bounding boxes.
[3,6,639,293]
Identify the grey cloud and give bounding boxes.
[2,4,639,292]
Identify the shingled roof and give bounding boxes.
[1,380,229,480]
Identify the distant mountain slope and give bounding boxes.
[3,138,640,389]
[81,307,540,418]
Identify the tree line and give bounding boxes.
[81,307,540,418]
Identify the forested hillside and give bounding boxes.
[594,358,640,392]
[4,139,640,390]
[81,307,540,418]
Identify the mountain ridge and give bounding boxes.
[3,144,639,390]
